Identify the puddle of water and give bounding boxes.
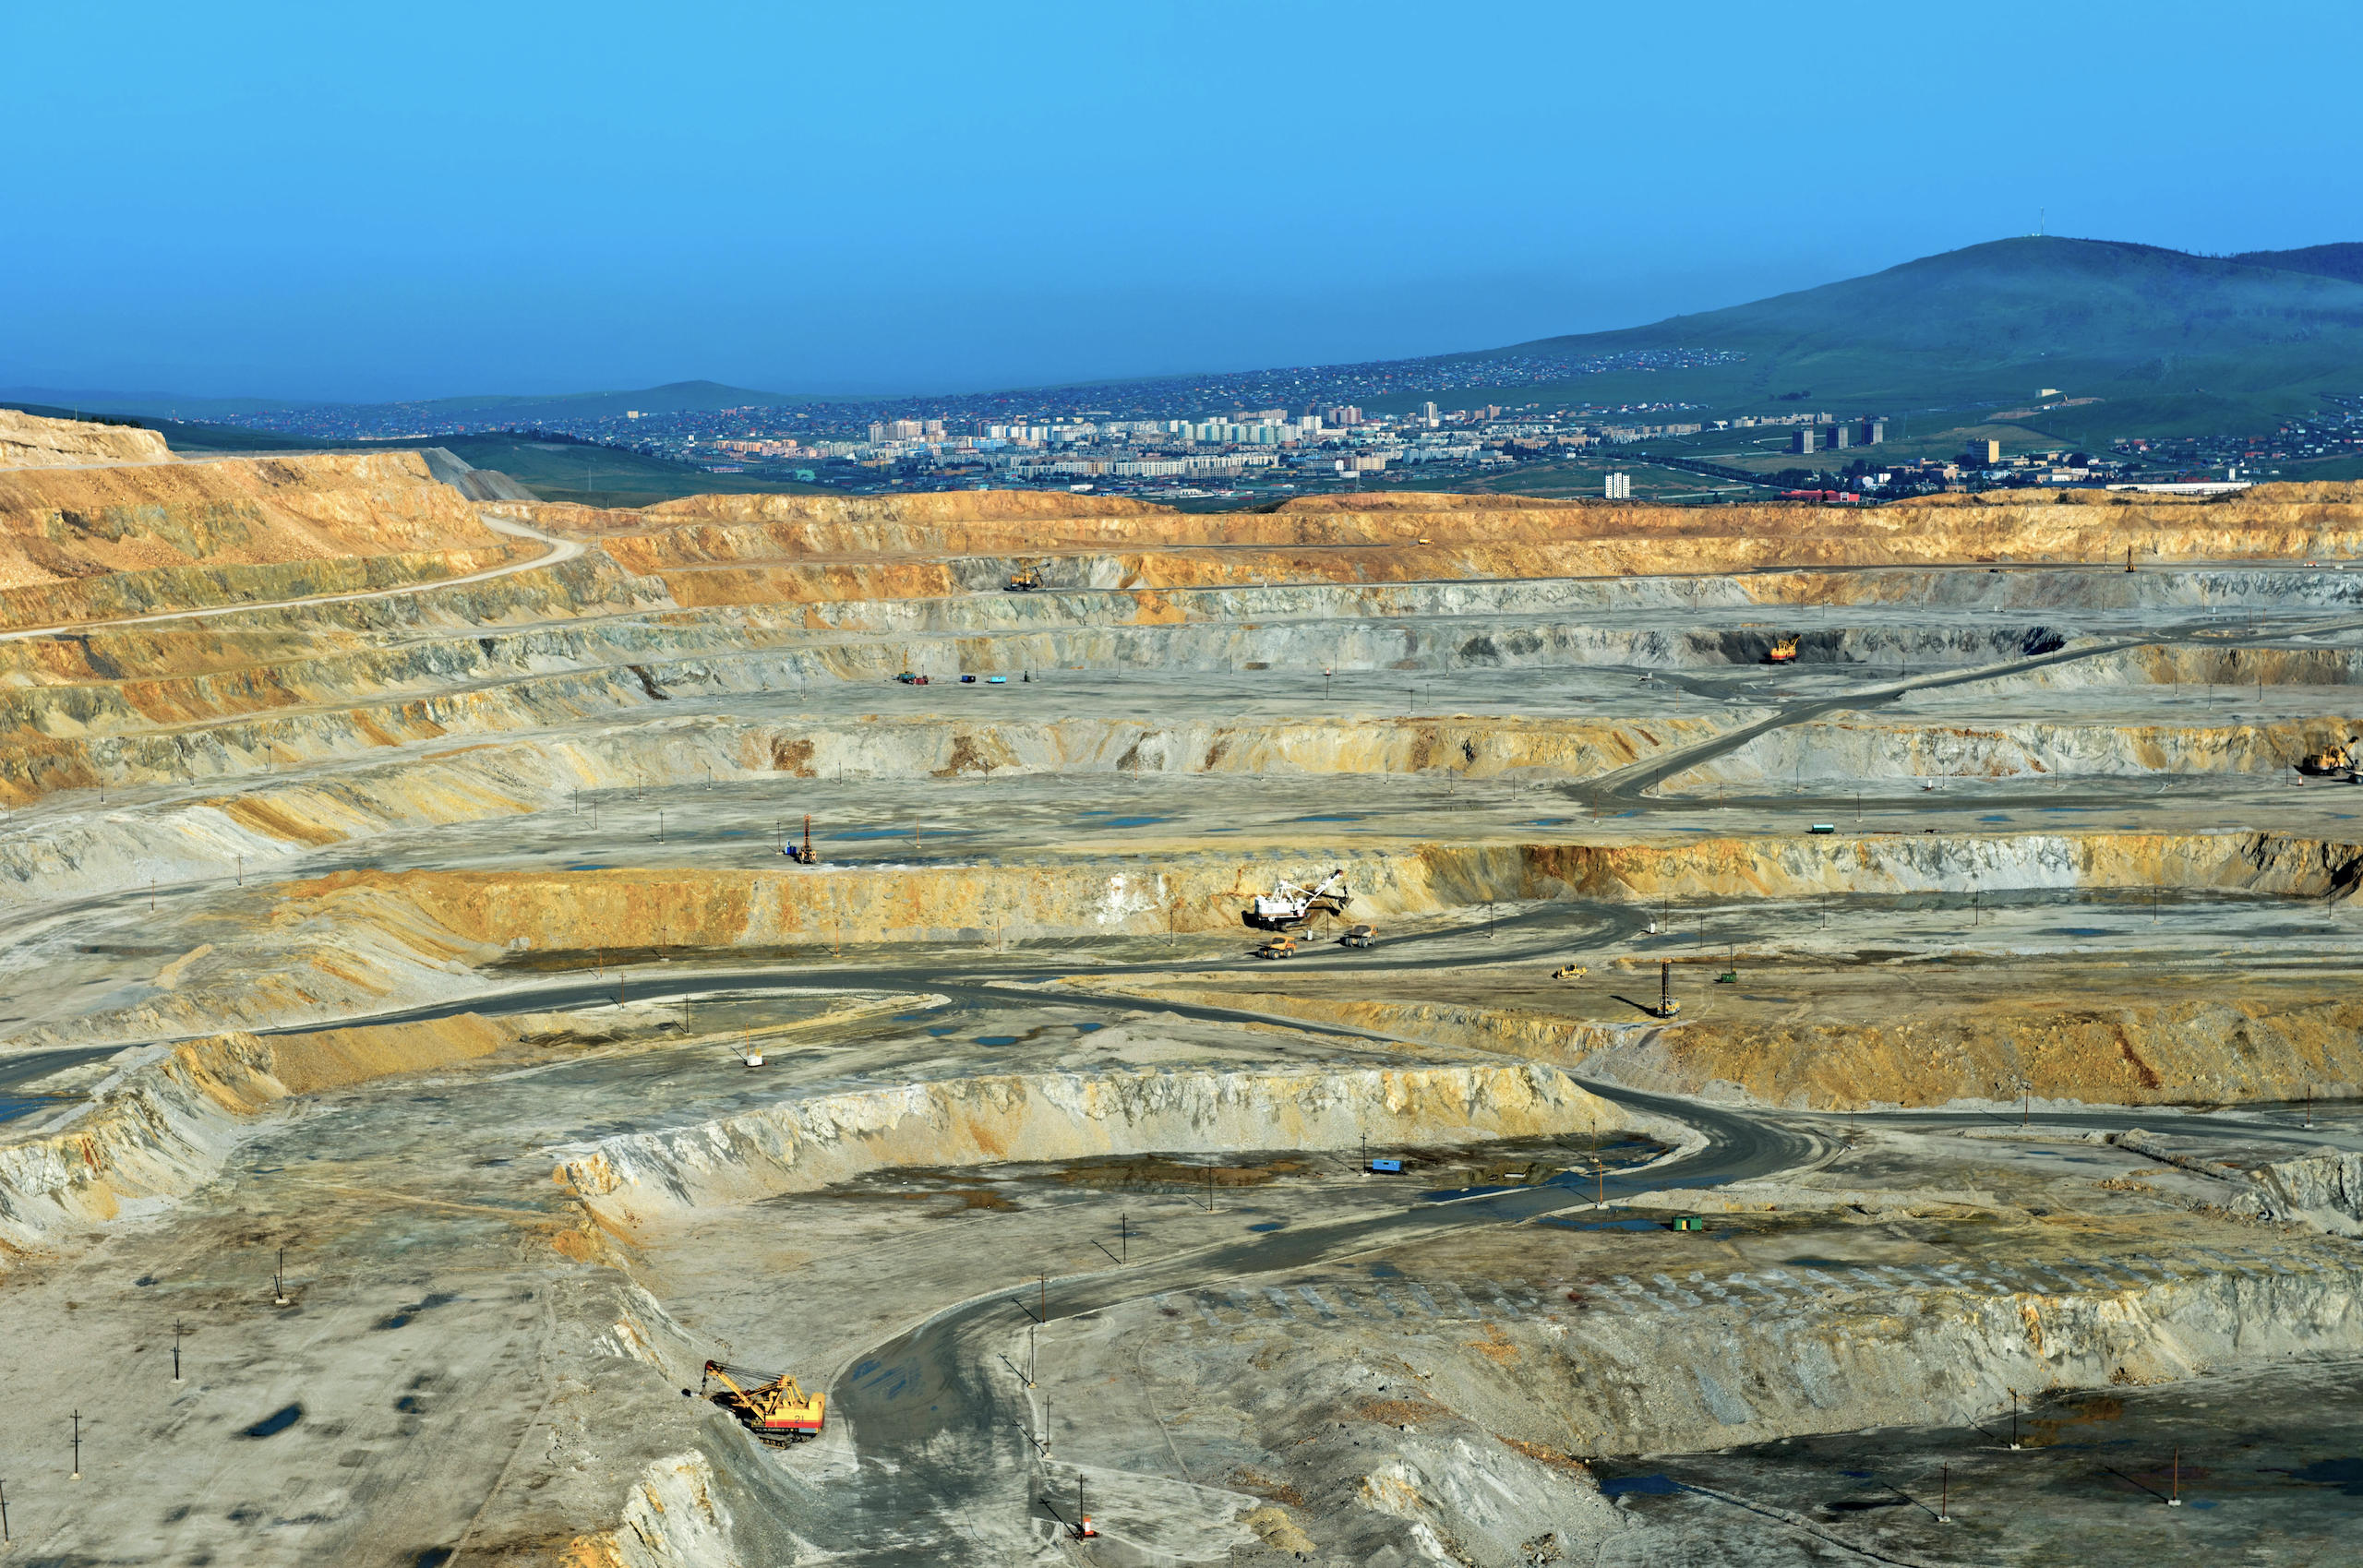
[1293,814,1363,821]
[1978,813,2011,822]
[1538,1215,1661,1232]
[2054,927,2109,937]
[2285,1456,2363,1494]
[565,863,612,871]
[894,1010,947,1022]
[925,1027,959,1037]
[1528,819,1572,826]
[976,1035,1021,1046]
[1598,1475,1683,1498]
[1247,1221,1285,1232]
[1090,817,1170,829]
[1075,1022,1106,1034]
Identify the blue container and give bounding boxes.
[1368,1158,1403,1174]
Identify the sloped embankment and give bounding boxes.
[556,1061,1627,1224]
[556,485,2363,575]
[1119,986,2363,1110]
[0,1014,509,1259]
[26,832,2361,1052]
[1664,715,2363,787]
[0,450,527,629]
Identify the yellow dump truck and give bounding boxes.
[1766,637,1799,664]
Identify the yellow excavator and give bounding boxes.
[1765,637,1799,664]
[693,1360,825,1446]
[2296,738,2357,778]
[1005,567,1043,592]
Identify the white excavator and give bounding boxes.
[1242,868,1353,931]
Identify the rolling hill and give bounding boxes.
[1462,236,2363,443]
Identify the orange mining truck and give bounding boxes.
[1765,637,1799,664]
[694,1360,825,1446]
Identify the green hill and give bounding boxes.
[1446,237,2363,443]
[2230,242,2363,287]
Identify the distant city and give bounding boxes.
[150,345,2363,504]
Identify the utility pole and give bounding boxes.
[274,1247,290,1307]
[2168,1447,2182,1506]
[1937,1465,1951,1524]
[71,1410,81,1480]
[173,1321,184,1382]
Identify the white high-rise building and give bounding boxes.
[1604,473,1631,499]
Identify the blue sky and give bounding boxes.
[7,0,2359,403]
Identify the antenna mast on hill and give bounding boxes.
[2036,208,2045,237]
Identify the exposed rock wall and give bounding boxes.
[0,1014,508,1259]
[555,1061,1626,1223]
[0,450,521,627]
[1126,987,2363,1111]
[559,1452,741,1568]
[1669,716,2363,786]
[0,408,174,471]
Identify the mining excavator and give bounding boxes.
[2296,739,2359,778]
[1005,566,1043,592]
[1765,637,1799,664]
[1242,868,1353,931]
[692,1359,825,1446]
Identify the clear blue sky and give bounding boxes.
[8,0,2358,403]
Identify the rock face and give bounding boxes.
[0,408,173,472]
[557,1061,1625,1222]
[0,449,522,627]
[0,1014,509,1259]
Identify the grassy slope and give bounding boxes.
[1365,238,2363,440]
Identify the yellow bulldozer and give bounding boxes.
[1765,637,1799,664]
[693,1359,825,1447]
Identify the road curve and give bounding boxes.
[0,511,582,644]
[809,1081,1818,1564]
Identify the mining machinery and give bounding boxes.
[2296,739,2358,778]
[1654,959,1680,1018]
[692,1360,825,1446]
[1765,637,1799,664]
[1242,868,1353,931]
[783,814,819,865]
[1005,566,1043,592]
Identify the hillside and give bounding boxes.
[2232,242,2363,286]
[1467,237,2363,441]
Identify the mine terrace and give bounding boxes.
[1,404,2362,1565]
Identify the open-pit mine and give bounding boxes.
[5,405,2363,1566]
